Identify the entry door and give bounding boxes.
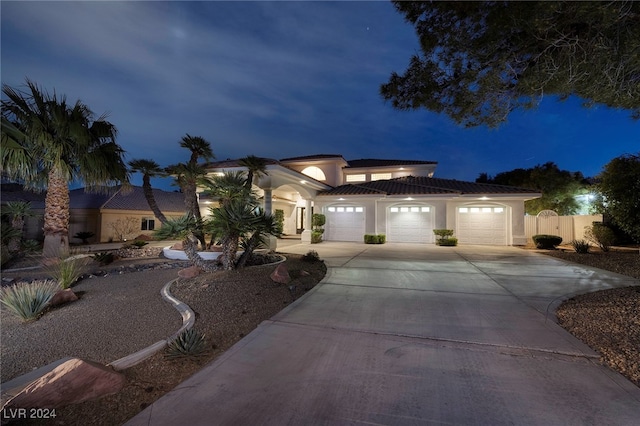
[296,207,305,234]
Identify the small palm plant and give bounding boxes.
[0,280,60,321]
[165,329,208,359]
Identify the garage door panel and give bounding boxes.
[325,206,365,242]
[457,207,506,246]
[388,206,434,243]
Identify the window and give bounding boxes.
[346,207,354,212]
[482,207,492,213]
[410,207,420,212]
[470,208,480,213]
[371,173,392,181]
[421,207,430,212]
[141,218,155,231]
[355,207,364,213]
[400,207,409,212]
[390,207,399,213]
[337,207,345,212]
[346,174,366,182]
[301,166,326,181]
[459,208,468,213]
[494,207,504,213]
[328,207,336,212]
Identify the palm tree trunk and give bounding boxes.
[42,170,70,258]
[219,234,239,270]
[7,216,24,253]
[235,231,260,269]
[142,175,168,224]
[182,233,216,272]
[184,181,206,249]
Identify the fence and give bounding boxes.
[524,213,603,244]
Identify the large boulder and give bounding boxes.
[49,289,78,307]
[270,263,291,284]
[3,358,126,409]
[178,266,201,279]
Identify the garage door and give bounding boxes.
[457,206,507,245]
[387,206,434,243]
[324,206,365,242]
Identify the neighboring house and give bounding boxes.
[1,185,186,243]
[202,154,541,246]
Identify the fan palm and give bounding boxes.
[1,201,36,253]
[180,134,215,165]
[1,79,129,257]
[129,158,168,224]
[238,155,268,192]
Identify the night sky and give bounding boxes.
[2,1,638,190]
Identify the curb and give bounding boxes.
[109,278,195,371]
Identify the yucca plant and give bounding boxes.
[0,280,60,321]
[165,329,208,359]
[92,251,115,265]
[49,254,89,289]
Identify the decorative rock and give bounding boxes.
[300,270,311,277]
[270,263,291,284]
[49,289,79,306]
[178,266,202,279]
[170,242,183,250]
[41,257,60,267]
[4,358,126,409]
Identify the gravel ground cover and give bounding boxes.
[1,246,637,425]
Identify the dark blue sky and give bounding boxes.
[2,1,638,191]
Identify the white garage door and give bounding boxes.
[457,206,507,245]
[387,206,434,243]
[324,206,365,242]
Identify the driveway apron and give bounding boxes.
[127,243,640,425]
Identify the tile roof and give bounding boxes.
[101,186,186,212]
[346,159,437,168]
[0,184,46,208]
[203,158,279,169]
[279,154,345,162]
[319,176,540,196]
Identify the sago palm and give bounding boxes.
[1,201,36,253]
[1,79,129,258]
[238,155,268,192]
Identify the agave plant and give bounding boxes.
[48,254,89,289]
[0,280,60,321]
[165,329,208,359]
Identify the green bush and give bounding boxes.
[274,209,285,237]
[364,234,386,244]
[570,239,591,253]
[311,231,323,244]
[165,329,208,359]
[584,223,616,252]
[433,229,454,239]
[312,213,326,228]
[0,280,60,322]
[302,250,321,262]
[532,234,563,249]
[436,237,458,246]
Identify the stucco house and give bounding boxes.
[1,185,186,243]
[201,154,541,246]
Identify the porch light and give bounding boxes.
[300,180,307,184]
[338,197,345,201]
[479,196,489,200]
[405,197,414,200]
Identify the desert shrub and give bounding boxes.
[0,280,59,321]
[49,255,90,289]
[92,252,115,265]
[165,329,208,359]
[570,239,591,254]
[532,234,563,249]
[311,231,323,244]
[584,223,616,252]
[302,250,321,262]
[436,237,458,246]
[21,239,41,253]
[364,234,386,244]
[130,240,149,248]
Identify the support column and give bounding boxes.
[262,188,277,250]
[301,199,313,243]
[263,189,273,215]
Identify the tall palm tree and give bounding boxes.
[170,134,214,249]
[238,155,268,192]
[129,158,168,225]
[180,134,215,166]
[1,79,129,258]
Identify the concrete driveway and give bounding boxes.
[127,243,640,425]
